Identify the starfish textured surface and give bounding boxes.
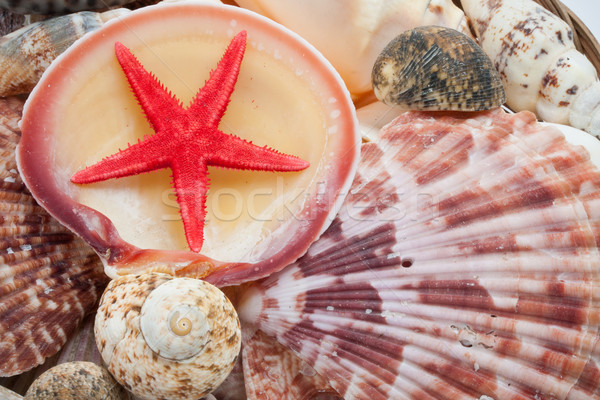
[71,31,310,253]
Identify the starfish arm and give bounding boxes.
[209,132,310,172]
[171,159,209,253]
[71,136,168,184]
[188,31,247,127]
[115,42,184,133]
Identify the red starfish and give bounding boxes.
[71,31,309,253]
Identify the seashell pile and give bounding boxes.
[372,26,506,111]
[1,0,600,399]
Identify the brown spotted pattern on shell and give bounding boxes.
[0,9,129,97]
[242,328,342,399]
[238,109,600,399]
[95,272,241,400]
[24,361,128,399]
[372,26,506,111]
[0,97,108,377]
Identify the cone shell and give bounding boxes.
[0,97,108,377]
[372,26,506,111]
[95,273,241,400]
[239,109,600,399]
[0,9,130,97]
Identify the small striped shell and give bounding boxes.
[0,97,108,377]
[95,273,241,400]
[238,109,600,399]
[0,9,129,97]
[372,26,506,111]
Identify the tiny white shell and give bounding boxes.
[95,273,241,400]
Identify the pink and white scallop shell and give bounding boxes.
[238,109,600,399]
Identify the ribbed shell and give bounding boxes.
[242,328,342,399]
[238,109,600,399]
[0,97,108,377]
[372,26,506,111]
[0,9,129,97]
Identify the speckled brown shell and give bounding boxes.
[0,96,108,377]
[24,361,128,399]
[372,26,506,111]
[95,273,241,400]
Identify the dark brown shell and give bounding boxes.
[372,26,506,111]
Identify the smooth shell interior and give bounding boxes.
[18,1,358,269]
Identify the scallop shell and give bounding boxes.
[0,97,108,377]
[95,272,241,400]
[243,327,342,399]
[238,109,600,399]
[0,9,130,97]
[24,361,129,399]
[372,26,506,111]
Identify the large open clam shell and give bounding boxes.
[17,1,360,287]
[0,97,108,377]
[239,109,600,398]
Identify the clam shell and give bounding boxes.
[17,1,360,287]
[238,109,600,398]
[0,97,108,377]
[372,26,506,111]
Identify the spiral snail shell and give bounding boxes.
[94,273,241,400]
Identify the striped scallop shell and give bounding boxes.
[238,109,600,399]
[242,327,342,399]
[0,97,108,377]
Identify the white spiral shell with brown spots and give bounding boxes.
[462,0,600,137]
[95,272,241,400]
